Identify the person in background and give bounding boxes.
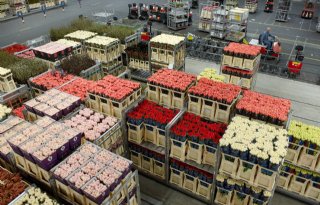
[260,27,275,51]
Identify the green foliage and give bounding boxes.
[60,54,96,76]
[0,51,47,84]
[50,19,135,43]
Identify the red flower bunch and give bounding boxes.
[30,72,74,91]
[147,69,196,92]
[188,78,241,104]
[59,78,96,101]
[236,90,291,122]
[2,44,28,54]
[127,100,178,126]
[224,42,261,57]
[16,50,35,59]
[222,66,254,78]
[88,75,141,102]
[12,105,25,119]
[171,112,227,144]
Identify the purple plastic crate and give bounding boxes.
[33,108,44,117]
[44,109,63,121]
[67,179,84,194]
[33,150,58,170]
[69,132,83,150]
[52,171,69,185]
[83,182,110,204]
[57,141,71,160]
[20,148,36,163]
[0,147,10,163]
[61,104,74,116]
[7,141,24,156]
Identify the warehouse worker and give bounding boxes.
[260,27,275,51]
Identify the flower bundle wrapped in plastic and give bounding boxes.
[14,187,59,205]
[220,116,288,171]
[127,100,178,129]
[189,78,241,104]
[236,90,291,126]
[0,104,12,121]
[29,71,74,91]
[147,69,196,92]
[59,78,96,101]
[288,120,320,151]
[170,112,227,146]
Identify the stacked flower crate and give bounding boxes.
[23,89,81,121]
[149,34,186,72]
[221,42,261,89]
[0,66,16,93]
[198,5,219,32]
[56,39,82,55]
[64,30,97,45]
[84,36,122,76]
[277,120,320,203]
[87,75,141,119]
[147,69,196,109]
[32,41,73,70]
[126,42,149,72]
[215,116,289,205]
[235,90,291,128]
[127,100,178,180]
[187,78,241,123]
[169,112,227,200]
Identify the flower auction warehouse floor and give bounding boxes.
[138,57,320,205]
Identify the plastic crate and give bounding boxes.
[277,171,292,190]
[25,158,40,179]
[14,153,27,171]
[186,141,203,164]
[232,57,244,68]
[141,154,154,173]
[111,99,127,119]
[26,110,38,122]
[99,96,113,116]
[69,186,86,205]
[183,173,198,193]
[222,55,233,66]
[147,84,160,103]
[305,181,320,201]
[230,75,241,86]
[223,74,231,83]
[151,48,159,61]
[288,175,308,195]
[200,98,216,121]
[219,153,239,178]
[172,90,186,109]
[243,55,260,71]
[153,159,165,179]
[130,150,142,167]
[202,145,216,166]
[231,191,250,205]
[297,147,319,171]
[55,179,71,199]
[128,123,144,144]
[240,77,252,89]
[236,160,257,184]
[87,93,100,112]
[196,179,212,200]
[214,100,235,124]
[159,87,172,108]
[170,139,187,162]
[170,167,184,187]
[188,94,202,116]
[111,184,126,205]
[285,142,302,164]
[156,128,166,148]
[134,88,142,100]
[254,166,277,191]
[38,166,51,187]
[144,124,157,145]
[215,187,233,205]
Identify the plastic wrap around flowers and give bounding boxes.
[216,174,272,203]
[147,69,196,92]
[59,78,96,101]
[219,116,288,171]
[127,100,178,130]
[236,90,291,126]
[0,104,12,121]
[170,112,227,147]
[288,120,320,149]
[30,71,74,91]
[188,78,241,104]
[281,163,320,183]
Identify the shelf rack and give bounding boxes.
[210,7,229,39]
[198,1,220,33]
[167,0,190,30]
[275,0,291,22]
[225,0,238,10]
[245,0,258,13]
[225,8,249,42]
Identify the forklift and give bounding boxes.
[139,3,149,20]
[128,3,139,19]
[141,21,154,42]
